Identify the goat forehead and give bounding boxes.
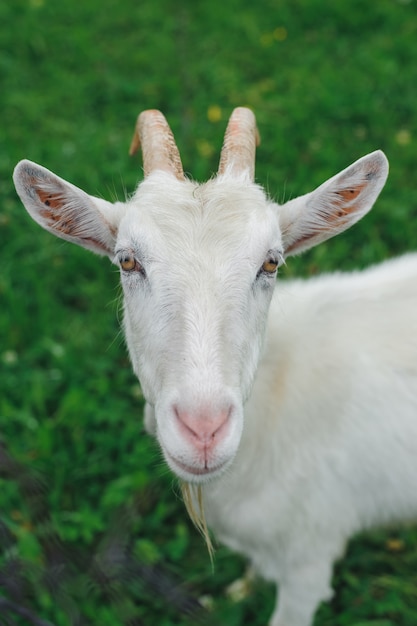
[120,173,280,260]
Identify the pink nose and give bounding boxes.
[174,404,232,451]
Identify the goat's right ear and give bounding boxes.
[13,160,123,257]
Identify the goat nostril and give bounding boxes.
[174,405,232,445]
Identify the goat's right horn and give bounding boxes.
[129,110,185,181]
[217,107,260,180]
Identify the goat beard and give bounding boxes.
[181,482,214,561]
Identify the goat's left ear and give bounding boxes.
[13,160,123,257]
[279,150,389,257]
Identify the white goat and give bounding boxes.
[13,108,417,626]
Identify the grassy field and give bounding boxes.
[1,0,417,624]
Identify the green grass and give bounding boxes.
[1,0,417,624]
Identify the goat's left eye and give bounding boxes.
[120,254,138,272]
[261,259,279,274]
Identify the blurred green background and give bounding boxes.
[1,0,417,624]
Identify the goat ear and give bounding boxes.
[13,160,122,257]
[279,150,389,257]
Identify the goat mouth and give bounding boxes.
[166,452,227,479]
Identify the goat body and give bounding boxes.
[13,108,417,626]
[202,253,417,625]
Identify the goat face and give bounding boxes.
[117,173,282,480]
[13,108,389,483]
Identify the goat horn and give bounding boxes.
[217,107,260,180]
[129,110,185,181]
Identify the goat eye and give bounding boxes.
[261,259,278,274]
[120,254,137,272]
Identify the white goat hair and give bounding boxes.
[13,108,417,626]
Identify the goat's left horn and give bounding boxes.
[217,107,260,180]
[129,110,185,181]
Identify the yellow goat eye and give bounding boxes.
[262,259,278,274]
[120,254,137,272]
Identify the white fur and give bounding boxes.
[12,137,413,625]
